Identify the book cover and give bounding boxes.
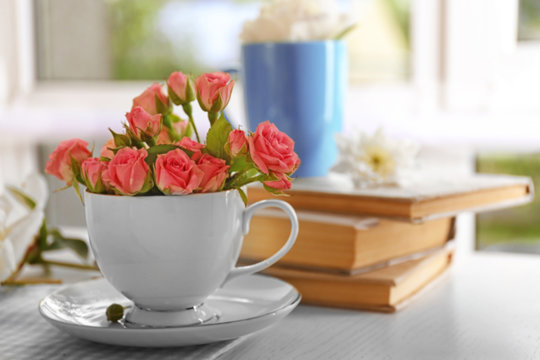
[247,174,533,222]
[262,248,454,313]
[242,209,455,273]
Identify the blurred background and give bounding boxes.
[1,0,540,253]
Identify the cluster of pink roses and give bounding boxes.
[45,71,300,198]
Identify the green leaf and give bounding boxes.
[229,156,251,173]
[137,171,155,195]
[6,186,36,209]
[162,113,173,130]
[169,113,184,123]
[145,144,180,165]
[168,84,182,106]
[72,179,84,204]
[155,94,171,115]
[70,155,84,184]
[38,219,48,249]
[225,168,263,189]
[263,183,286,195]
[237,187,248,206]
[206,114,232,160]
[140,131,156,146]
[183,122,194,139]
[109,128,132,147]
[49,228,89,259]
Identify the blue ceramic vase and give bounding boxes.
[241,41,347,178]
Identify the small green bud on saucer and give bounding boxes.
[106,303,124,322]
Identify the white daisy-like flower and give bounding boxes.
[240,0,355,43]
[0,173,48,283]
[331,128,419,188]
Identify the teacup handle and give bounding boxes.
[224,199,298,283]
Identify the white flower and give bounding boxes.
[0,174,48,282]
[240,0,354,43]
[331,128,419,188]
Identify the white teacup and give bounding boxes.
[84,190,298,327]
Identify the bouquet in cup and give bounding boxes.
[45,71,300,202]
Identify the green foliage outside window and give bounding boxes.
[107,0,208,79]
[519,0,540,41]
[476,153,540,249]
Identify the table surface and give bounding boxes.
[222,252,540,360]
[4,249,540,359]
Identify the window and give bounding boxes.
[519,0,540,41]
[476,153,540,254]
[2,0,537,251]
[35,0,412,82]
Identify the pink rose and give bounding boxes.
[126,106,162,138]
[132,83,169,115]
[102,147,152,195]
[100,138,116,159]
[178,137,205,161]
[156,121,188,145]
[155,149,203,195]
[178,137,204,152]
[197,154,230,193]
[248,121,300,175]
[45,138,92,185]
[167,71,195,105]
[264,173,292,191]
[227,129,248,157]
[81,158,108,193]
[194,72,234,112]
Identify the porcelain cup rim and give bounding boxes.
[84,188,240,200]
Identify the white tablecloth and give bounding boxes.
[0,284,245,360]
[4,252,540,359]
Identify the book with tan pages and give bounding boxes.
[262,248,454,313]
[247,174,533,222]
[242,209,455,273]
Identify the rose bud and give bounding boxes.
[106,304,124,323]
[248,121,300,175]
[167,71,195,105]
[197,154,230,193]
[132,83,169,115]
[156,120,188,145]
[81,158,108,193]
[45,138,92,185]
[264,173,292,191]
[226,129,248,157]
[100,138,117,160]
[126,106,162,139]
[155,149,204,195]
[102,147,153,195]
[194,72,234,113]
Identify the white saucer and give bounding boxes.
[39,274,300,347]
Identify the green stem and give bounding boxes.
[40,259,99,271]
[208,111,218,126]
[183,103,201,142]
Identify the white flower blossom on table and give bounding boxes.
[240,0,355,43]
[0,174,48,283]
[331,128,419,188]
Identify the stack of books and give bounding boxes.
[243,174,533,312]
